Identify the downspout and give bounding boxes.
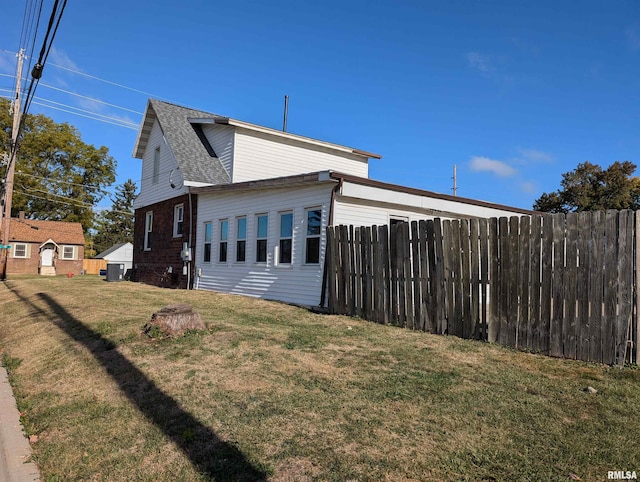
[319,175,343,308]
[187,187,194,290]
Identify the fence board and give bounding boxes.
[460,219,472,338]
[589,211,605,363]
[381,225,391,325]
[488,218,499,342]
[564,213,578,359]
[550,213,565,358]
[411,221,423,330]
[603,211,618,364]
[577,212,591,361]
[517,216,531,349]
[443,220,453,335]
[479,218,489,340]
[418,220,430,331]
[470,218,480,340]
[433,219,445,334]
[540,215,553,355]
[498,217,509,345]
[402,223,414,329]
[529,215,542,352]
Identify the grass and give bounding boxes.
[1,275,639,481]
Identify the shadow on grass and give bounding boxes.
[11,287,267,481]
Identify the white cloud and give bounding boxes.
[49,47,81,71]
[466,52,493,73]
[469,156,517,177]
[626,28,640,51]
[0,51,16,74]
[520,181,536,194]
[517,148,553,163]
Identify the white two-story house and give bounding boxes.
[132,99,535,305]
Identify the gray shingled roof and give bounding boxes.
[141,99,231,185]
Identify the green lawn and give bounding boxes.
[1,275,639,481]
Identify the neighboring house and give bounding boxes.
[132,99,536,305]
[5,212,85,276]
[95,242,134,272]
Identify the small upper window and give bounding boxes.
[13,243,27,258]
[236,217,246,262]
[152,147,160,185]
[144,211,153,250]
[203,222,212,263]
[173,204,184,237]
[219,219,228,263]
[305,208,322,264]
[62,246,75,260]
[256,214,268,263]
[279,212,293,264]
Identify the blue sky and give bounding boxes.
[2,0,640,210]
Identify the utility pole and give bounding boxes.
[0,49,25,280]
[452,164,458,196]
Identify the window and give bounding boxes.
[152,147,160,185]
[173,204,184,237]
[13,243,27,258]
[219,219,228,262]
[278,212,293,264]
[62,246,75,260]
[203,222,212,262]
[305,208,322,264]
[236,217,246,262]
[256,214,268,263]
[144,211,153,250]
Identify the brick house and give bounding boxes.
[5,212,85,276]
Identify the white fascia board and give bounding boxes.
[184,180,216,188]
[340,181,529,218]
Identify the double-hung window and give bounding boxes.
[173,204,184,237]
[305,208,322,264]
[219,219,228,262]
[62,246,75,260]
[144,211,153,250]
[255,214,268,263]
[278,212,293,264]
[13,243,27,258]
[236,217,246,262]
[203,222,212,262]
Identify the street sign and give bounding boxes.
[0,245,12,249]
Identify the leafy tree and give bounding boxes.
[533,161,640,212]
[0,98,116,232]
[91,179,137,255]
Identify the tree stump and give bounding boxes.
[144,304,205,337]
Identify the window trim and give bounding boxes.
[203,221,212,263]
[219,219,228,263]
[13,243,27,258]
[278,211,293,265]
[304,207,322,265]
[173,204,184,238]
[144,211,153,251]
[255,213,268,264]
[236,216,246,263]
[61,245,75,260]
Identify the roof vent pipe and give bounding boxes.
[282,95,289,132]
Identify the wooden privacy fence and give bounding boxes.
[325,210,639,366]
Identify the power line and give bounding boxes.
[39,82,144,115]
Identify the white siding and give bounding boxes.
[201,124,234,178]
[133,121,187,209]
[333,181,531,226]
[232,128,369,182]
[195,183,333,306]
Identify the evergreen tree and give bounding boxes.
[91,179,136,255]
[534,161,640,212]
